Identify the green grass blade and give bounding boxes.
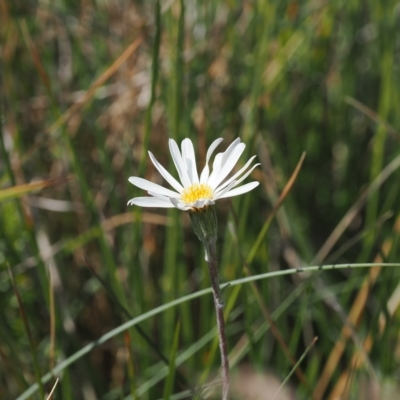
[162,320,181,400]
[7,264,45,399]
[15,262,400,400]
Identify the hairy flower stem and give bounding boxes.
[204,238,230,400]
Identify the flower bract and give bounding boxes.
[128,137,260,211]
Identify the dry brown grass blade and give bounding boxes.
[328,335,373,400]
[231,151,314,395]
[326,217,400,400]
[312,265,381,399]
[101,211,171,230]
[19,20,51,93]
[269,152,306,222]
[247,149,306,264]
[47,36,143,134]
[47,35,143,136]
[20,34,143,163]
[308,122,400,400]
[0,177,70,202]
[312,236,394,400]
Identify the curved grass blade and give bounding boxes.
[84,257,190,390]
[16,262,400,400]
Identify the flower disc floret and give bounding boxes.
[181,184,213,204]
[127,137,260,211]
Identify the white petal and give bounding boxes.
[221,137,241,167]
[169,197,180,208]
[206,138,224,163]
[200,165,210,185]
[128,177,180,198]
[207,139,242,187]
[148,191,172,202]
[213,180,237,200]
[127,197,175,208]
[207,153,223,185]
[218,181,259,199]
[169,139,192,187]
[148,151,183,193]
[209,142,246,188]
[230,163,260,188]
[214,155,257,193]
[181,139,199,184]
[193,199,206,208]
[170,197,192,210]
[200,138,223,183]
[216,159,260,194]
[193,199,214,208]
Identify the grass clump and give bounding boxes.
[1,0,400,399]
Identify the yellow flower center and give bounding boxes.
[181,184,213,204]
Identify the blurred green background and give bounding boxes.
[1,0,400,399]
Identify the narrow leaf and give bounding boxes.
[163,320,181,400]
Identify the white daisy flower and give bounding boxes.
[127,137,260,211]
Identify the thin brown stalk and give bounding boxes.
[204,239,230,400]
[247,151,306,264]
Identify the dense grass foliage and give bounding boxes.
[1,0,400,399]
